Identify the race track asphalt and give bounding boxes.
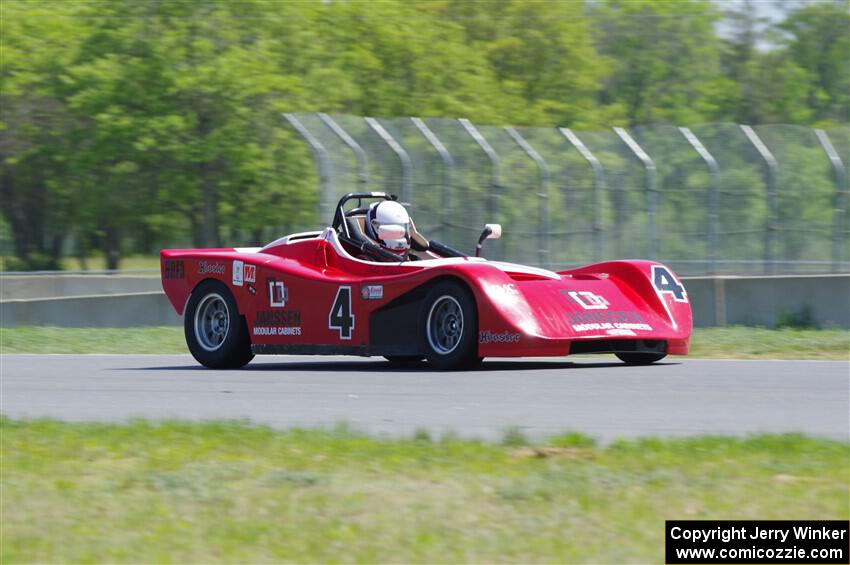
[1,355,847,442]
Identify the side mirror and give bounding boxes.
[376,224,407,241]
[475,224,502,257]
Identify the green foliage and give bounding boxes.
[776,305,816,330]
[780,1,850,125]
[591,0,731,126]
[1,0,848,269]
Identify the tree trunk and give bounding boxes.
[104,225,121,270]
[0,167,31,261]
[197,106,219,248]
[201,161,218,247]
[76,231,89,271]
[49,234,63,270]
[189,212,202,248]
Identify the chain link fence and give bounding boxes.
[285,113,849,276]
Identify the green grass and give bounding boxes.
[58,255,161,272]
[1,325,847,359]
[0,326,187,354]
[689,327,849,360]
[1,254,160,272]
[2,419,847,563]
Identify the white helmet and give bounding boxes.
[365,200,411,255]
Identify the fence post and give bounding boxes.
[283,113,332,223]
[814,129,848,273]
[411,118,454,242]
[560,128,605,262]
[458,118,501,259]
[740,125,778,275]
[365,117,412,204]
[319,113,369,191]
[679,127,720,275]
[505,127,550,267]
[614,127,658,260]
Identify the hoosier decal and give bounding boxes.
[479,330,521,344]
[198,261,225,275]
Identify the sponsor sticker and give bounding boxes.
[360,285,384,300]
[267,279,288,308]
[568,310,653,333]
[252,310,302,336]
[247,285,257,295]
[488,283,520,299]
[479,330,521,344]
[232,260,244,286]
[163,260,184,279]
[244,264,256,283]
[563,290,609,310]
[198,261,226,275]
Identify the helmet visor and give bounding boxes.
[373,221,410,242]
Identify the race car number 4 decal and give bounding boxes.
[652,265,687,303]
[329,286,355,340]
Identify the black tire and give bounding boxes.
[615,352,667,365]
[184,280,254,369]
[420,280,479,370]
[384,355,424,365]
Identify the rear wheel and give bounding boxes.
[185,280,254,369]
[615,352,667,365]
[421,281,479,370]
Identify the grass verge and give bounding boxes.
[1,255,161,272]
[1,325,848,359]
[0,326,186,354]
[688,326,849,360]
[2,418,847,563]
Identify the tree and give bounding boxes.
[591,0,732,126]
[0,1,85,268]
[780,1,850,125]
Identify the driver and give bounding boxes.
[363,200,412,260]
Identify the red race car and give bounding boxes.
[161,192,691,370]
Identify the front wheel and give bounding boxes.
[615,352,666,365]
[420,281,479,370]
[185,280,254,369]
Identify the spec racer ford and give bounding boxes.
[161,192,691,370]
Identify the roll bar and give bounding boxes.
[332,192,396,237]
[331,191,466,260]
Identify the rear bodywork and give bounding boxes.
[162,228,691,359]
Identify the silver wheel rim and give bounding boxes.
[194,292,230,352]
[426,295,464,355]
